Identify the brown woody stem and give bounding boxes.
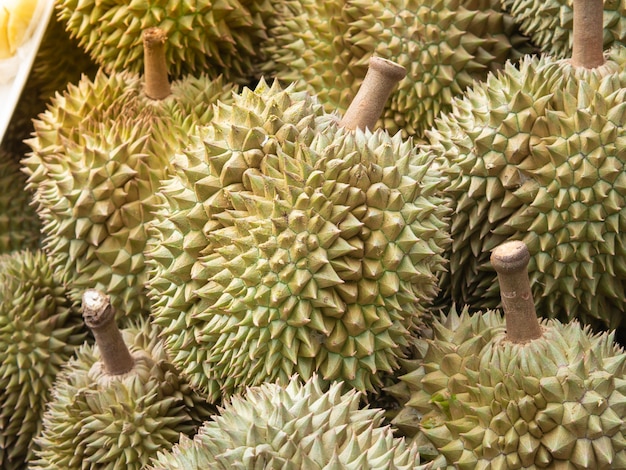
[143,27,170,100]
[491,241,543,343]
[339,56,407,131]
[82,289,134,375]
[571,0,605,68]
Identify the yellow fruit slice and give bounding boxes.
[0,7,10,59]
[0,0,39,58]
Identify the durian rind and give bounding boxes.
[32,318,214,470]
[23,71,236,321]
[148,375,427,469]
[399,307,626,469]
[502,0,626,59]
[0,249,85,469]
[146,79,451,401]
[263,0,531,137]
[434,47,626,329]
[56,0,273,81]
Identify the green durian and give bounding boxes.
[263,0,531,137]
[501,0,626,59]
[56,0,273,81]
[145,78,450,401]
[23,31,237,321]
[0,249,86,469]
[32,289,214,470]
[0,147,40,253]
[394,241,626,469]
[148,375,428,470]
[431,34,626,329]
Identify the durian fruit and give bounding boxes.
[0,0,40,59]
[32,289,214,470]
[501,0,626,59]
[1,14,98,155]
[433,0,626,329]
[395,240,626,469]
[146,59,450,401]
[0,249,86,469]
[56,0,273,81]
[0,147,40,253]
[23,28,237,321]
[263,0,531,138]
[148,375,428,470]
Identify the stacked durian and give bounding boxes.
[262,0,533,137]
[431,0,626,330]
[23,28,237,321]
[4,0,626,468]
[393,241,626,469]
[145,57,451,401]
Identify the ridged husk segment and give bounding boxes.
[0,249,86,469]
[433,47,626,330]
[22,71,236,322]
[31,318,214,470]
[56,0,273,81]
[0,149,40,253]
[146,79,450,401]
[149,375,428,470]
[263,0,531,138]
[396,307,626,469]
[501,0,626,59]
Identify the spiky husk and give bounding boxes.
[23,71,236,321]
[0,249,86,469]
[31,318,214,470]
[0,148,40,252]
[263,0,531,138]
[501,0,626,59]
[396,307,626,469]
[146,79,450,401]
[433,47,626,329]
[149,375,427,469]
[56,0,273,81]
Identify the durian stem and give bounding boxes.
[82,289,134,375]
[339,56,407,131]
[143,27,170,100]
[491,241,543,343]
[571,0,604,68]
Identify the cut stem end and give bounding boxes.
[339,56,407,131]
[82,289,134,376]
[143,27,170,100]
[491,241,543,343]
[571,0,605,69]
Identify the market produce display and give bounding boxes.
[0,0,624,467]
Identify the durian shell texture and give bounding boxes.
[56,0,273,81]
[0,249,86,469]
[433,47,626,329]
[501,0,626,59]
[397,307,626,469]
[31,318,214,470]
[146,79,451,402]
[148,375,427,470]
[23,71,236,321]
[263,0,531,138]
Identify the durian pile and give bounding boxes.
[1,0,626,467]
